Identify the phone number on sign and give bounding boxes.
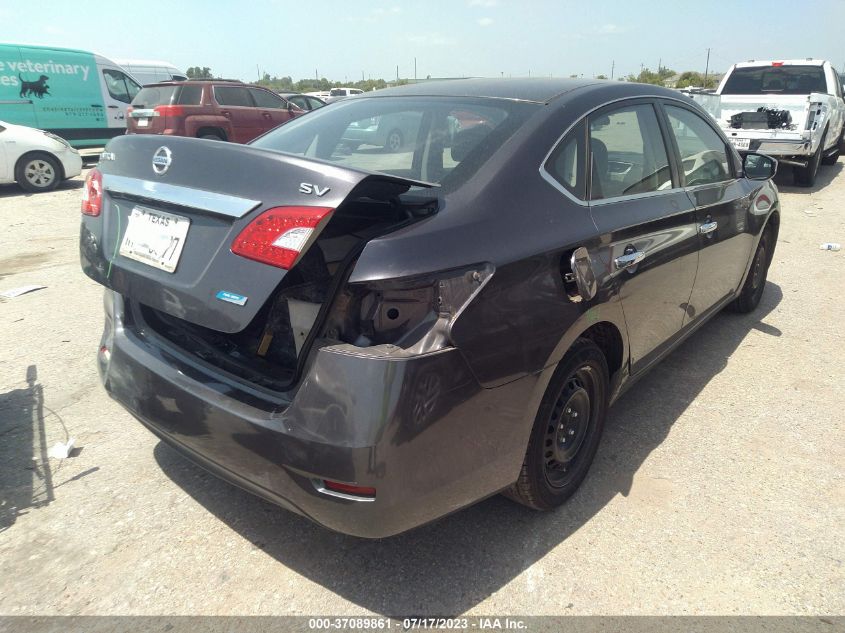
[308,618,474,630]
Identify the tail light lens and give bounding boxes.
[321,480,376,498]
[153,105,185,117]
[231,206,334,270]
[81,168,103,216]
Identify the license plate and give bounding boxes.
[137,118,149,127]
[119,206,190,273]
[729,137,750,150]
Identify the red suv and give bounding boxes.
[126,80,303,143]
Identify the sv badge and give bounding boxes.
[299,182,330,197]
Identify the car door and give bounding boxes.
[585,100,700,375]
[661,102,755,321]
[248,87,293,130]
[213,85,261,143]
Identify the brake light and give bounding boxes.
[81,168,103,216]
[772,61,784,67]
[231,206,333,269]
[322,480,376,498]
[154,105,185,117]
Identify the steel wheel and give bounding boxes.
[728,228,772,313]
[505,338,609,510]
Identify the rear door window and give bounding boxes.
[664,105,732,186]
[588,103,672,200]
[249,88,286,109]
[213,85,254,107]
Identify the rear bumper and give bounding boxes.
[99,292,536,538]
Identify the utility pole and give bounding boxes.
[611,60,615,79]
[658,58,662,73]
[414,57,417,82]
[396,65,399,83]
[256,64,260,81]
[704,48,711,87]
[315,69,318,81]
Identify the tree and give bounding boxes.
[186,66,213,79]
[625,67,676,86]
[675,71,718,89]
[596,74,608,80]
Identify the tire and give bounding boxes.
[384,129,403,152]
[200,133,223,141]
[794,130,826,186]
[15,152,61,193]
[727,227,772,313]
[504,338,609,510]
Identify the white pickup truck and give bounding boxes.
[689,59,845,186]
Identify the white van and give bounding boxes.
[0,43,141,148]
[116,60,187,86]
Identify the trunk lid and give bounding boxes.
[81,134,433,334]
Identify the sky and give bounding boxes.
[2,0,845,83]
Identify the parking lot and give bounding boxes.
[0,163,843,616]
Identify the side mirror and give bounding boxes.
[743,152,778,180]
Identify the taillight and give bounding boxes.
[81,168,103,216]
[231,206,333,269]
[772,61,784,67]
[154,105,185,117]
[321,480,376,498]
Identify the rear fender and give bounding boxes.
[185,115,232,138]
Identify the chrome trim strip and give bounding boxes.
[312,480,375,503]
[103,174,261,218]
[589,187,686,207]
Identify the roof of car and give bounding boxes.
[361,78,673,104]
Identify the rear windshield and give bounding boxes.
[131,85,202,108]
[722,65,827,95]
[250,96,539,191]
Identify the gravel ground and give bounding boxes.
[0,163,842,616]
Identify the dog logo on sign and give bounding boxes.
[19,74,51,99]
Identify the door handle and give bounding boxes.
[221,110,231,117]
[614,250,645,270]
[107,105,119,109]
[262,112,272,118]
[699,221,718,235]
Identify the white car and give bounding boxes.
[0,120,83,193]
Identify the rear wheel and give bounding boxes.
[504,338,609,510]
[795,130,826,186]
[728,227,772,313]
[200,133,223,141]
[15,153,61,193]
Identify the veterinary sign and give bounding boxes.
[0,44,104,132]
